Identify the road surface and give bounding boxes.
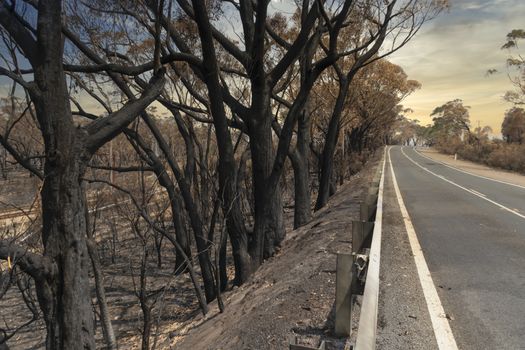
[388,146,525,350]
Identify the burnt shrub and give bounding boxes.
[435,137,463,155]
[485,143,525,173]
[457,142,497,164]
[438,139,525,175]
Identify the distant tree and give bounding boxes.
[393,117,428,146]
[502,107,525,144]
[346,60,421,151]
[474,125,493,141]
[501,29,525,104]
[431,99,471,138]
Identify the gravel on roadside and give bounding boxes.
[376,165,438,350]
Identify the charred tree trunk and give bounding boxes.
[155,167,190,273]
[289,109,312,228]
[171,194,190,272]
[86,239,117,350]
[139,249,153,350]
[137,114,216,302]
[190,0,252,285]
[315,76,350,210]
[219,231,228,291]
[0,2,164,348]
[126,129,192,274]
[28,3,94,348]
[247,91,285,262]
[36,163,94,349]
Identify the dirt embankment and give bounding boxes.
[0,155,379,349]
[169,156,381,350]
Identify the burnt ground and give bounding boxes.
[169,156,381,350]
[0,171,40,217]
[0,154,380,349]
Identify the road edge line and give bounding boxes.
[401,147,525,220]
[388,146,458,350]
[355,147,386,350]
[413,148,525,190]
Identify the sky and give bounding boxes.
[1,0,523,135]
[388,0,525,134]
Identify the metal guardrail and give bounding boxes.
[334,149,386,349]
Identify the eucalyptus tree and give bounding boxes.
[431,99,471,137]
[502,107,525,144]
[81,0,357,284]
[84,0,444,282]
[63,0,233,300]
[314,0,446,210]
[501,29,525,105]
[346,60,420,154]
[180,0,361,283]
[0,1,168,348]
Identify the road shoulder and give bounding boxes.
[376,162,437,350]
[417,147,525,187]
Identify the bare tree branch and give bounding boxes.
[64,52,202,75]
[0,240,55,281]
[85,69,166,153]
[0,1,38,64]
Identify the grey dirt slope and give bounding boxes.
[172,155,382,350]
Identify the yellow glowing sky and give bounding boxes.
[388,0,525,135]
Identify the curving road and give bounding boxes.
[388,145,525,350]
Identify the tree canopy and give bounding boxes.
[502,107,525,144]
[431,99,471,138]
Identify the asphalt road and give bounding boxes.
[388,146,525,350]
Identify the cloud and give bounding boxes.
[389,0,524,131]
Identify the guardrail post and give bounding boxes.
[352,221,375,254]
[335,253,354,337]
[360,201,377,222]
[360,183,379,222]
[359,203,368,222]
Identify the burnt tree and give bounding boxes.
[0,1,165,348]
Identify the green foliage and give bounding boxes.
[501,29,525,49]
[429,97,525,174]
[502,107,525,143]
[427,99,471,149]
[500,29,525,104]
[430,99,470,135]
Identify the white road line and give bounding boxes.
[470,189,486,197]
[413,148,525,191]
[400,147,525,221]
[388,146,458,350]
